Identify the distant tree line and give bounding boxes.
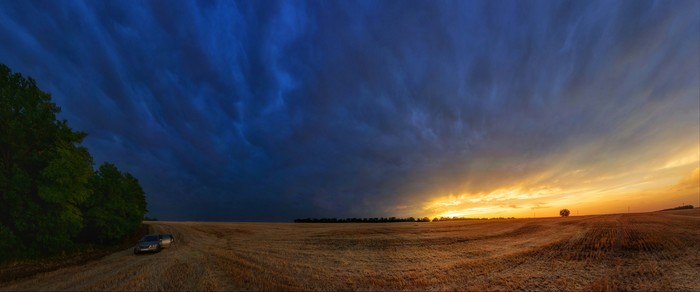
[661,205,694,211]
[0,64,147,261]
[294,217,432,223]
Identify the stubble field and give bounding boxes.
[1,208,699,291]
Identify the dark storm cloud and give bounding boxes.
[1,0,697,220]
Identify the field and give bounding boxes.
[1,209,699,291]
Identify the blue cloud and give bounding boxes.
[0,0,697,221]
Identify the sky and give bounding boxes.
[0,0,698,221]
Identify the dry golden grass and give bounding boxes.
[2,208,699,291]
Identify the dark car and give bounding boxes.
[159,234,174,248]
[134,234,161,254]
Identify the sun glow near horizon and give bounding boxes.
[421,160,699,219]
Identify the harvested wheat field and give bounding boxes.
[2,208,699,291]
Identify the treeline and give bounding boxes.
[661,205,694,211]
[294,217,432,223]
[0,64,147,261]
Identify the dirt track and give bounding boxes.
[2,209,699,291]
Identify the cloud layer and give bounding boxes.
[1,0,698,220]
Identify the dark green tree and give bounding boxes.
[80,163,147,243]
[0,64,148,261]
[0,64,93,258]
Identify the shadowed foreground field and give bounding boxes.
[1,209,699,291]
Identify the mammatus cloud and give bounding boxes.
[0,0,697,220]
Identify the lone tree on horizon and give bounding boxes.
[559,209,571,217]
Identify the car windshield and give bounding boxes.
[160,234,171,239]
[143,235,159,242]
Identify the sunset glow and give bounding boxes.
[422,150,699,218]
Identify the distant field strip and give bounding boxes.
[1,209,699,290]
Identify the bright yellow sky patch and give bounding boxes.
[422,161,699,219]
